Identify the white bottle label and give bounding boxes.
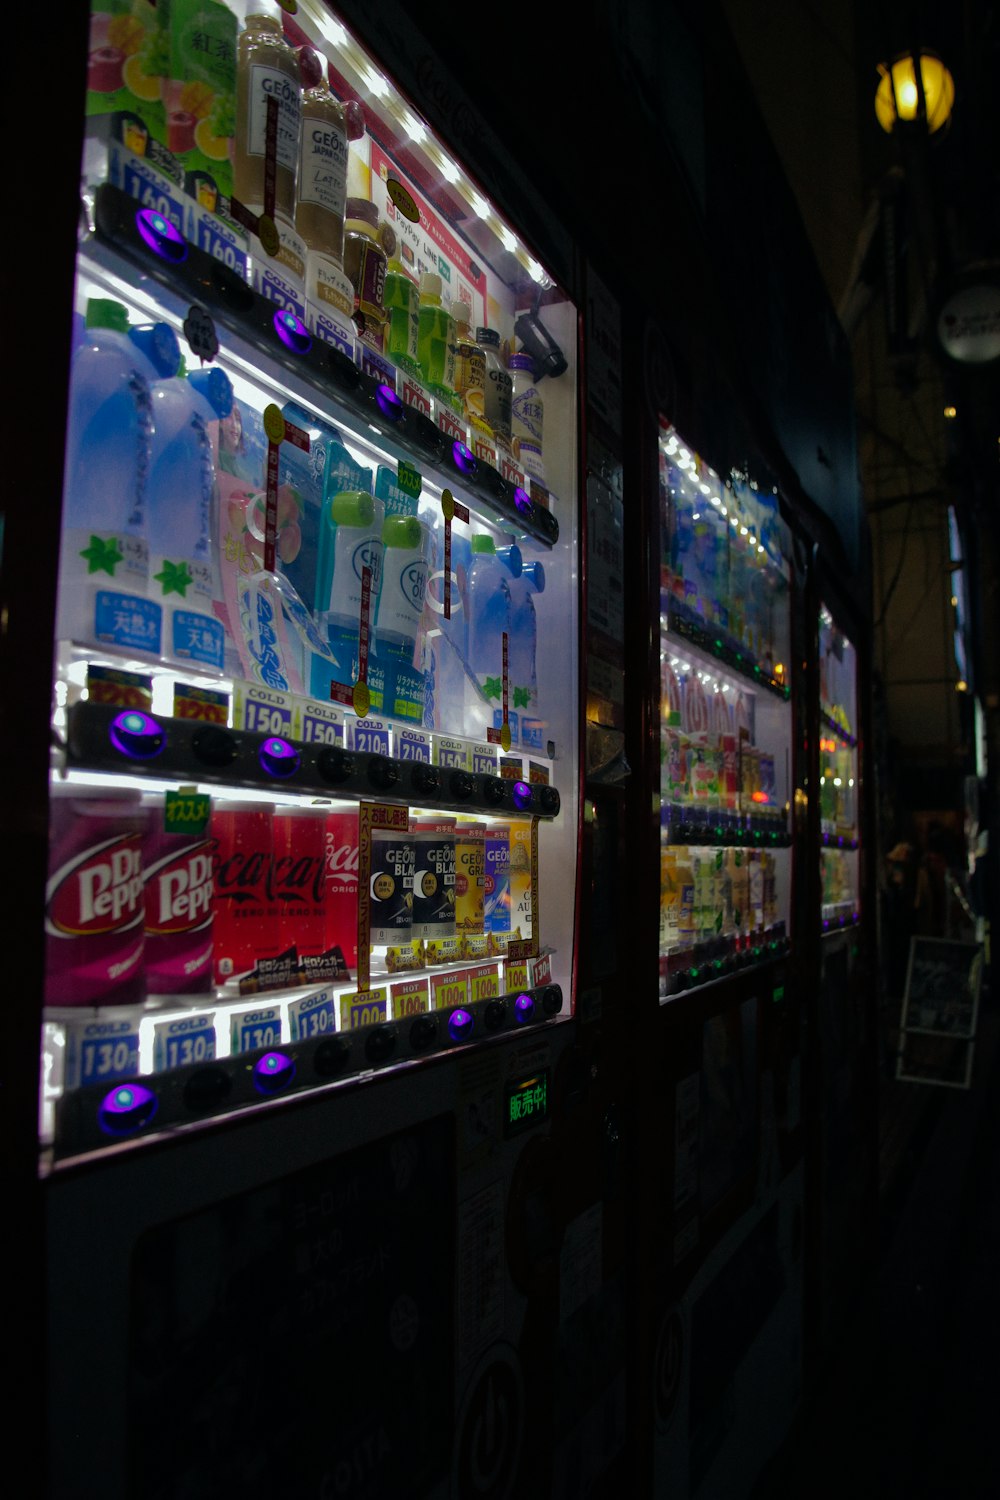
[329,532,385,623]
[377,549,429,643]
[246,63,301,175]
[298,113,348,216]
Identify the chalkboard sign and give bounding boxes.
[897,936,983,1089]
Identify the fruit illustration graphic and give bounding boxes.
[227,484,303,569]
[107,12,145,57]
[194,118,231,162]
[179,79,214,120]
[123,53,160,100]
[88,46,124,93]
[168,111,197,154]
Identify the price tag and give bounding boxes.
[152,1013,217,1072]
[469,965,500,1003]
[434,735,471,770]
[391,978,430,1017]
[233,681,295,736]
[396,727,430,762]
[68,1018,140,1090]
[288,987,337,1041]
[231,1005,282,1055]
[431,970,469,1009]
[472,744,498,776]
[341,989,388,1030]
[294,697,344,746]
[349,716,390,755]
[183,304,218,363]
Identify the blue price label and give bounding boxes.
[397,731,430,763]
[259,275,305,320]
[80,1033,140,1086]
[246,700,293,736]
[236,1020,280,1054]
[155,1022,216,1072]
[301,712,342,746]
[352,724,390,755]
[196,221,249,279]
[289,996,335,1040]
[122,167,184,231]
[472,747,497,776]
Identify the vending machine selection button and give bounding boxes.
[253,1050,296,1093]
[273,308,312,355]
[410,762,441,796]
[449,770,475,800]
[513,993,535,1024]
[538,786,561,816]
[192,726,239,768]
[109,710,166,760]
[183,1066,233,1111]
[365,1025,397,1064]
[259,736,301,778]
[368,755,400,792]
[97,1082,158,1135]
[409,1015,439,1052]
[135,207,187,264]
[542,986,563,1016]
[317,746,357,784]
[484,999,507,1030]
[313,1036,352,1076]
[448,1007,475,1043]
[482,774,506,805]
[511,779,533,812]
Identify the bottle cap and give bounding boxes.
[451,300,472,329]
[345,197,378,228]
[419,272,442,299]
[298,46,324,90]
[477,327,500,347]
[188,365,235,419]
[495,544,523,579]
[383,515,425,550]
[86,297,129,334]
[522,560,545,593]
[329,490,376,527]
[471,534,497,555]
[509,352,534,373]
[130,322,182,378]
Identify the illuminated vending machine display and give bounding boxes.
[818,606,860,931]
[39,10,587,1490]
[44,1,578,1161]
[657,421,793,996]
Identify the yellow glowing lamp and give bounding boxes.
[875,52,955,134]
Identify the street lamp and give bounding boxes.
[875,51,955,134]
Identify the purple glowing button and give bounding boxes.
[253,1050,296,1093]
[513,486,532,516]
[135,207,187,263]
[259,736,301,778]
[376,383,403,420]
[110,709,166,760]
[273,308,312,354]
[98,1082,158,1134]
[448,1007,475,1043]
[512,780,533,812]
[451,440,478,477]
[514,992,535,1025]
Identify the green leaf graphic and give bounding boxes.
[483,675,503,702]
[154,559,193,598]
[80,535,123,577]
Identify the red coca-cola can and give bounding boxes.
[142,794,214,995]
[46,785,147,1008]
[272,806,328,961]
[325,808,359,970]
[210,801,278,984]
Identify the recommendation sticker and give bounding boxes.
[164,790,210,836]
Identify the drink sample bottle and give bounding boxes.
[272,805,328,972]
[58,298,181,657]
[234,1,302,225]
[376,515,430,666]
[510,351,545,480]
[343,196,388,340]
[467,534,516,708]
[210,801,278,984]
[383,259,420,373]
[417,273,457,401]
[324,489,385,661]
[451,301,486,419]
[294,46,349,262]
[477,327,513,447]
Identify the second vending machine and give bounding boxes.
[38,3,614,1494]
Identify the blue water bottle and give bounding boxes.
[58,297,181,655]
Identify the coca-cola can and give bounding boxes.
[141,794,214,995]
[46,785,147,1008]
[325,808,359,970]
[272,806,328,960]
[210,801,278,984]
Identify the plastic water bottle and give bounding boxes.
[467,534,517,711]
[376,515,430,664]
[147,363,234,672]
[325,489,385,660]
[499,547,543,748]
[58,297,181,656]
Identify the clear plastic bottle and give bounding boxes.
[451,301,486,418]
[294,46,348,260]
[467,533,514,707]
[477,326,512,446]
[417,273,457,400]
[343,196,388,337]
[383,259,420,372]
[234,1,301,224]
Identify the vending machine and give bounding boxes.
[24,4,629,1494]
[638,409,808,1497]
[804,574,878,1366]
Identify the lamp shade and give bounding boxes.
[875,52,955,134]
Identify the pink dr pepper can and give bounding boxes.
[45,785,147,1008]
[141,794,214,994]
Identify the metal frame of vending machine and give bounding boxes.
[618,287,809,1496]
[799,544,878,1380]
[21,5,635,1495]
